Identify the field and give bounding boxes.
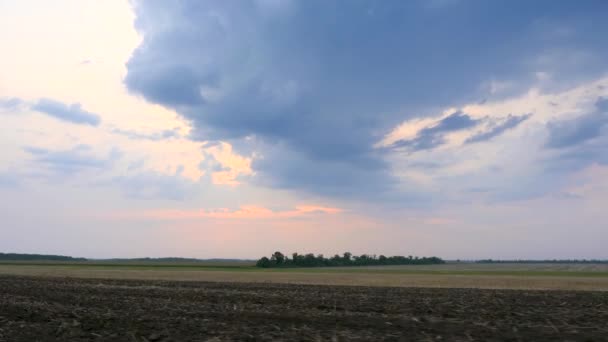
[2,275,608,341]
[1,263,608,341]
[1,262,608,291]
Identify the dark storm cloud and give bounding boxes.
[125,0,608,199]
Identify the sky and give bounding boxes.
[1,0,607,260]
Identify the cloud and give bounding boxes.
[424,111,481,133]
[252,142,400,199]
[110,204,342,220]
[19,144,200,200]
[125,1,608,200]
[32,98,101,126]
[0,97,24,113]
[111,127,181,140]
[380,77,608,203]
[391,111,481,151]
[545,97,608,149]
[465,113,532,144]
[544,139,608,174]
[23,144,120,176]
[199,153,229,173]
[200,142,253,186]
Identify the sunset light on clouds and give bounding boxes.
[110,205,343,220]
[1,0,607,260]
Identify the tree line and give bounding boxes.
[256,251,445,268]
[0,253,86,262]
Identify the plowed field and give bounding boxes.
[1,276,607,341]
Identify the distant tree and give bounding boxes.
[331,254,342,266]
[256,257,271,268]
[271,251,285,266]
[343,252,352,263]
[303,253,316,267]
[316,254,324,266]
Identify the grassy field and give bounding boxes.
[2,260,608,275]
[1,262,608,291]
[0,259,256,268]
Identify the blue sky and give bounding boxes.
[1,0,607,259]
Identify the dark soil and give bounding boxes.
[1,275,607,341]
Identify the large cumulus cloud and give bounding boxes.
[125,0,608,199]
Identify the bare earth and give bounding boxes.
[1,275,607,341]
